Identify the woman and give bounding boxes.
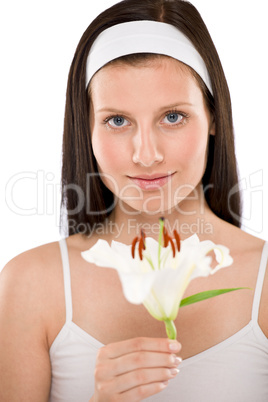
[0,0,267,401]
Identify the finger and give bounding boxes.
[99,337,181,360]
[113,350,181,376]
[118,380,169,402]
[96,350,182,380]
[115,366,180,393]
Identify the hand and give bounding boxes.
[92,337,182,402]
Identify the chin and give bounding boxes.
[118,198,178,217]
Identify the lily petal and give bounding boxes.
[81,239,129,272]
[81,232,234,332]
[118,270,156,304]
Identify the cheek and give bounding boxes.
[186,136,207,161]
[169,136,207,168]
[92,133,126,173]
[91,135,122,194]
[176,123,209,165]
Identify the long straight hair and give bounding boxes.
[61,0,241,236]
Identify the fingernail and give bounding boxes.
[169,341,180,351]
[170,368,180,376]
[172,355,182,366]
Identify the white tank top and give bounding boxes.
[49,239,268,401]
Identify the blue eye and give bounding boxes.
[163,112,183,125]
[107,116,129,128]
[112,117,125,126]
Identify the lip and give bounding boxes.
[128,172,175,190]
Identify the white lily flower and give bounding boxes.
[82,219,233,339]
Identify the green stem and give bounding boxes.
[164,319,177,340]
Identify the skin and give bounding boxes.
[90,58,214,218]
[0,57,267,402]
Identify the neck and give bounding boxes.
[105,186,219,244]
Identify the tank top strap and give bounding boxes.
[251,241,268,322]
[59,238,73,322]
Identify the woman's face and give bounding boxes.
[90,56,214,216]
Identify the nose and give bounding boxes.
[132,126,164,167]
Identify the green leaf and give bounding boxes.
[180,287,251,308]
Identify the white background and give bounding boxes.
[0,0,267,269]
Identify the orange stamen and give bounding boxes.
[173,230,181,252]
[163,227,168,247]
[167,235,176,257]
[131,229,146,260]
[131,236,139,259]
[141,229,146,250]
[138,238,144,260]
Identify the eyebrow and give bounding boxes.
[95,102,194,114]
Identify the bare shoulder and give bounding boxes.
[211,218,265,259]
[0,240,64,339]
[0,241,63,400]
[218,221,268,335]
[1,240,63,306]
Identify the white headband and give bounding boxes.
[85,20,213,95]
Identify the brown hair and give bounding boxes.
[61,0,241,236]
